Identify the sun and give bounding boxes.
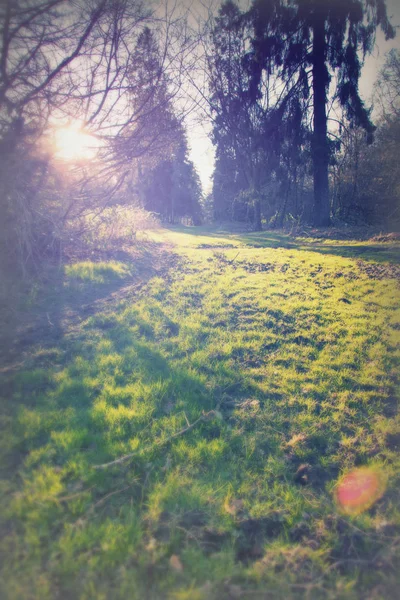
[54,124,99,160]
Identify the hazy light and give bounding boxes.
[54,124,99,160]
[335,467,386,515]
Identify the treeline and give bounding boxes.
[0,0,399,277]
[0,1,202,275]
[206,0,399,231]
[122,27,202,226]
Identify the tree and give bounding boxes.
[206,1,318,230]
[0,0,193,271]
[140,135,203,225]
[111,26,183,179]
[114,26,202,224]
[331,50,400,226]
[207,2,256,225]
[212,148,248,222]
[207,1,283,230]
[0,0,110,139]
[0,0,146,271]
[249,0,395,226]
[375,48,400,119]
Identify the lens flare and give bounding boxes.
[335,467,386,515]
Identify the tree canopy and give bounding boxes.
[207,0,396,228]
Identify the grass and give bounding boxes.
[0,226,399,599]
[65,261,133,283]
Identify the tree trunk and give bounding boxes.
[253,195,262,231]
[311,12,331,227]
[279,181,291,228]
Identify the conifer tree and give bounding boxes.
[114,27,181,168]
[249,0,395,226]
[208,1,282,230]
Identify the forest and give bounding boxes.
[0,1,400,599]
[0,0,399,276]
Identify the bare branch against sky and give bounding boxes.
[0,0,398,195]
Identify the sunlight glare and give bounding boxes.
[54,124,99,160]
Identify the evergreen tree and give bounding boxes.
[140,136,203,224]
[249,0,395,226]
[170,142,203,225]
[212,148,247,222]
[114,27,182,168]
[332,50,400,226]
[208,1,310,229]
[208,1,272,230]
[112,26,203,224]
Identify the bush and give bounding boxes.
[78,206,160,251]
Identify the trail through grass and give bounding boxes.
[1,226,399,599]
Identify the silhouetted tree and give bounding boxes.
[110,26,183,177]
[375,48,400,119]
[249,0,395,226]
[207,1,286,230]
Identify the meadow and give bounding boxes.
[0,226,399,599]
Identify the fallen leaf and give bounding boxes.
[238,399,260,411]
[286,433,307,447]
[146,537,157,552]
[224,498,245,515]
[169,554,183,572]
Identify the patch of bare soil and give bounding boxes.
[290,225,400,242]
[239,261,276,273]
[357,260,400,280]
[197,243,236,249]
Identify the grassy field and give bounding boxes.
[1,226,399,599]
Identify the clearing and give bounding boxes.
[0,226,399,599]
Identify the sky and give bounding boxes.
[187,0,400,196]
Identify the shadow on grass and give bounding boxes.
[0,301,252,479]
[1,233,398,598]
[168,225,400,264]
[0,293,263,598]
[0,242,178,370]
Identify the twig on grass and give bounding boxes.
[55,486,95,502]
[72,481,138,527]
[90,483,134,511]
[219,378,245,393]
[93,410,217,469]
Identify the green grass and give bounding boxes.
[65,261,133,283]
[1,227,400,599]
